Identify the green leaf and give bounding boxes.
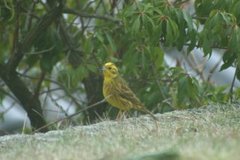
[26,54,40,67]
[40,52,56,72]
[95,32,104,43]
[151,47,164,70]
[166,20,173,45]
[132,16,140,34]
[164,18,179,46]
[86,63,97,73]
[221,50,235,71]
[228,26,240,53]
[182,12,191,27]
[202,38,212,55]
[105,33,116,52]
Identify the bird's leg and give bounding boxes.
[122,111,128,119]
[116,110,122,120]
[116,110,127,120]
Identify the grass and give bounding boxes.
[0,104,240,160]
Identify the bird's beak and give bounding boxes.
[102,66,105,71]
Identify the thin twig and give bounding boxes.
[180,50,205,80]
[33,98,106,133]
[9,0,20,56]
[26,46,55,55]
[207,56,222,82]
[40,87,62,94]
[229,67,237,102]
[0,88,19,103]
[0,101,16,117]
[17,72,83,109]
[25,1,36,30]
[48,88,69,117]
[32,71,45,99]
[6,4,63,72]
[62,8,121,24]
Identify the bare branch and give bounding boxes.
[48,88,69,117]
[17,72,83,109]
[7,4,63,73]
[229,67,238,102]
[33,98,106,133]
[32,71,46,100]
[62,8,121,24]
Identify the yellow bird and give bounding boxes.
[102,62,157,120]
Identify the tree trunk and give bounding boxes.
[83,73,107,123]
[0,2,63,132]
[0,65,48,132]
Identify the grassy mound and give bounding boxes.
[0,104,240,160]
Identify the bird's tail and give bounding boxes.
[139,107,159,121]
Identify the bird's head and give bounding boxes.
[102,62,119,80]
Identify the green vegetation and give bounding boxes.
[1,0,240,131]
[0,104,240,160]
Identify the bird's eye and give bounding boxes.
[108,66,112,70]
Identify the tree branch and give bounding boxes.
[0,64,48,132]
[62,8,121,24]
[0,3,63,132]
[33,98,106,133]
[6,4,63,73]
[17,72,83,109]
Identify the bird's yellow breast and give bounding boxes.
[103,79,131,111]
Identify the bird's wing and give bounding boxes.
[114,77,144,109]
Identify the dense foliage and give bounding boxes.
[0,0,239,131]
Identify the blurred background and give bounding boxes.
[1,0,240,134]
